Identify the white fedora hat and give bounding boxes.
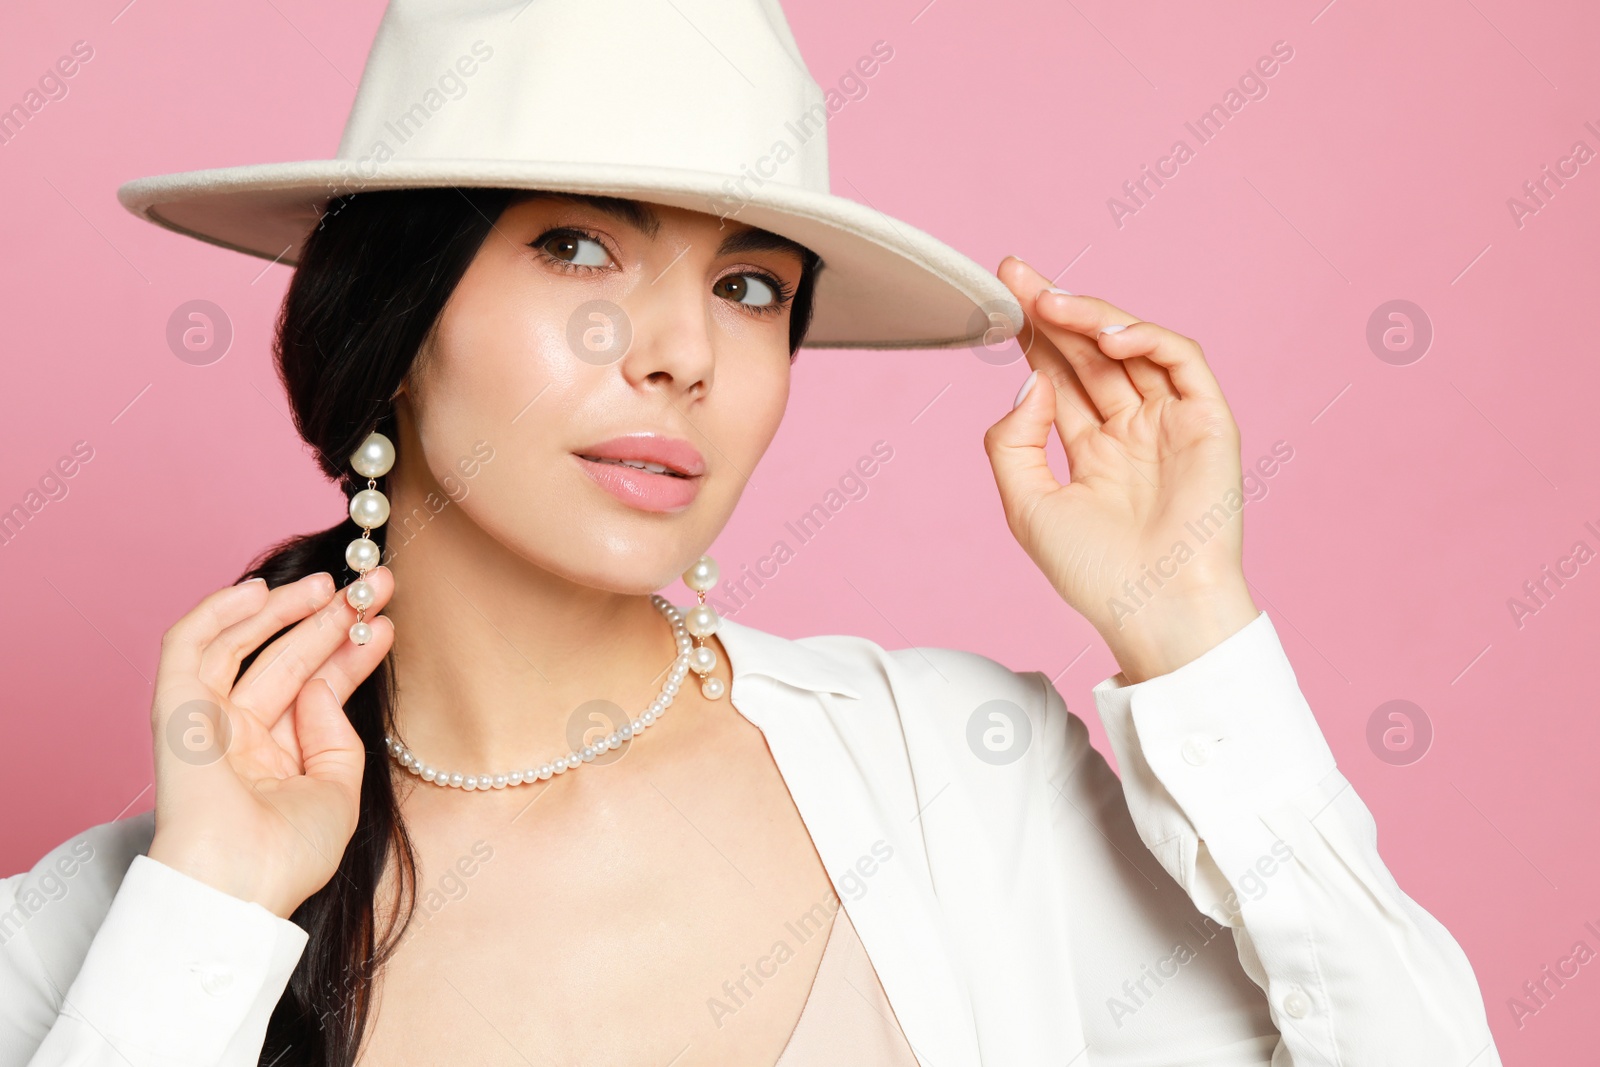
[116,0,1024,351]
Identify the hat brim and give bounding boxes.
[116,159,1024,351]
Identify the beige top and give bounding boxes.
[773,905,921,1066]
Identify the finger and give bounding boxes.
[231,566,395,725]
[294,677,366,806]
[1035,290,1223,402]
[983,369,1063,537]
[994,257,1102,444]
[998,258,1141,420]
[154,579,271,698]
[198,572,339,695]
[309,612,395,707]
[267,614,394,758]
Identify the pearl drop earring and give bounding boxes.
[681,554,724,699]
[345,431,394,645]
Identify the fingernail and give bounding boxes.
[237,576,266,587]
[1045,287,1072,296]
[1098,324,1128,337]
[1012,369,1039,409]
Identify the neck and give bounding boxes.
[379,489,686,774]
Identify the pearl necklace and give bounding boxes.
[384,557,725,792]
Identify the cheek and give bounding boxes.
[412,274,584,471]
[424,277,574,419]
[719,355,791,465]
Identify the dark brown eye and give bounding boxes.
[715,273,777,307]
[539,231,610,267]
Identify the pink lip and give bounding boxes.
[573,433,706,513]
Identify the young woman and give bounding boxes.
[1,2,1502,1066]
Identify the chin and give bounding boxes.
[509,514,719,598]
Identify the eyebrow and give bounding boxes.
[532,191,811,264]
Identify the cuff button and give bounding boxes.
[1180,735,1212,766]
[1281,987,1311,1018]
[200,966,235,996]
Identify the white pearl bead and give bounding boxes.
[350,488,390,529]
[690,645,718,674]
[683,555,719,592]
[351,432,396,478]
[348,621,373,645]
[346,537,381,573]
[685,604,720,637]
[381,593,704,797]
[346,579,376,609]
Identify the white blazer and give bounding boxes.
[0,609,1503,1066]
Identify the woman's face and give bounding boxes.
[392,193,809,594]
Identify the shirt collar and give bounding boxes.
[715,613,865,700]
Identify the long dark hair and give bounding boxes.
[235,186,823,1067]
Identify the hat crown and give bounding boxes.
[333,0,830,193]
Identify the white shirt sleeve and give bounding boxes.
[1042,608,1503,1066]
[1,854,306,1067]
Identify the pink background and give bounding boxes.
[2,0,1596,1060]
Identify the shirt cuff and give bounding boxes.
[52,854,307,1066]
[1092,610,1339,846]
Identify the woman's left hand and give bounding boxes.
[983,256,1259,684]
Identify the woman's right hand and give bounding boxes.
[146,567,395,919]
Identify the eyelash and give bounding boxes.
[529,226,796,317]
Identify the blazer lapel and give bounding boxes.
[717,617,984,1067]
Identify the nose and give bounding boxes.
[615,267,716,400]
